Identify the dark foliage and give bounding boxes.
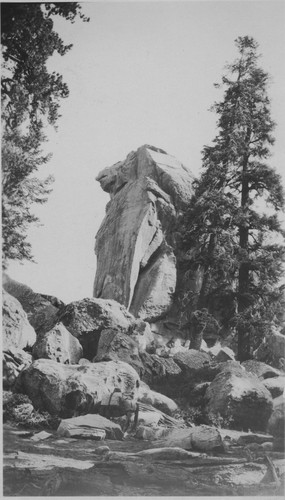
[181,36,285,359]
[1,2,89,267]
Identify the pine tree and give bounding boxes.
[182,36,285,360]
[1,2,89,267]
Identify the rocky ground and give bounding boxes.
[3,422,285,496]
[2,271,285,496]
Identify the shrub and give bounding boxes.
[3,391,60,429]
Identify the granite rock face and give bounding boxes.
[93,145,194,323]
[2,290,36,350]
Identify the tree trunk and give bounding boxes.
[190,234,216,350]
[237,145,251,361]
[190,329,204,350]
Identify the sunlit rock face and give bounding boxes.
[93,145,194,323]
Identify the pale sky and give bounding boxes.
[6,0,285,303]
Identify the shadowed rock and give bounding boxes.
[57,297,135,359]
[3,274,60,335]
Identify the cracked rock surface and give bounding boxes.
[93,144,194,323]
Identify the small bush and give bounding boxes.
[3,391,60,429]
[3,391,32,418]
[172,397,235,428]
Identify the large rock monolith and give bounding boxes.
[93,145,195,326]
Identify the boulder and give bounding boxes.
[93,329,144,375]
[136,402,185,431]
[254,329,285,371]
[30,431,52,442]
[138,381,178,415]
[187,381,211,405]
[140,351,182,387]
[3,274,60,334]
[39,294,65,310]
[57,414,123,440]
[93,145,194,322]
[137,409,161,427]
[242,359,282,379]
[214,347,235,363]
[3,348,33,389]
[16,359,140,417]
[155,425,223,452]
[173,350,211,375]
[78,358,92,366]
[190,425,224,452]
[32,323,83,364]
[150,320,190,350]
[267,395,285,450]
[57,298,135,359]
[2,290,36,350]
[94,328,183,387]
[131,320,155,352]
[135,425,170,441]
[205,362,273,431]
[219,428,273,445]
[262,376,285,398]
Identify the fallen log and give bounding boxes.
[94,445,250,466]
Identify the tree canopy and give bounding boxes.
[1,2,89,267]
[181,36,285,360]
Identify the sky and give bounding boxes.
[6,0,285,303]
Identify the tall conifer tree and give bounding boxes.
[1,3,89,267]
[182,36,285,360]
